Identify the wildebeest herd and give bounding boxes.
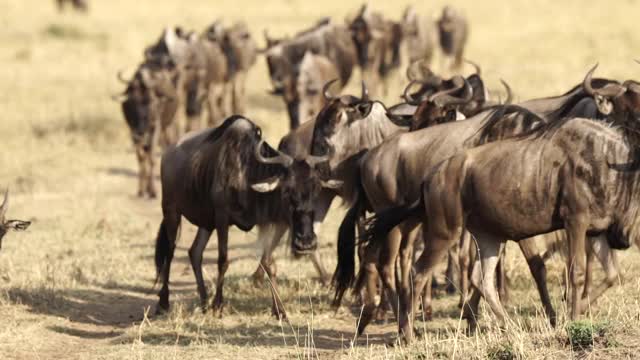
[12,1,637,347]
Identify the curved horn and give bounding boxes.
[254,139,293,167]
[583,63,626,98]
[361,81,369,101]
[117,70,131,84]
[323,79,339,102]
[500,79,513,105]
[464,59,481,76]
[306,143,334,168]
[0,189,8,219]
[402,80,422,106]
[430,76,473,107]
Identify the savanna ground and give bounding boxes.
[2,0,640,358]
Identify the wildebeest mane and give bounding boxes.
[470,104,548,145]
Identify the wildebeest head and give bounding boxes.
[251,140,342,255]
[118,65,177,148]
[349,4,385,68]
[224,22,258,74]
[583,64,640,129]
[404,75,473,130]
[0,190,31,250]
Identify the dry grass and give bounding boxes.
[2,0,640,358]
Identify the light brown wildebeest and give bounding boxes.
[0,190,31,250]
[437,6,468,72]
[348,4,404,97]
[154,115,343,319]
[401,5,438,67]
[263,19,357,129]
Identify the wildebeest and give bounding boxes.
[296,52,341,124]
[115,64,179,198]
[364,116,639,340]
[0,190,31,250]
[333,66,627,340]
[401,6,437,67]
[263,19,357,129]
[348,4,404,97]
[437,6,468,72]
[145,27,229,131]
[154,115,343,319]
[250,82,414,287]
[354,65,639,341]
[56,0,87,12]
[403,60,510,119]
[204,21,258,115]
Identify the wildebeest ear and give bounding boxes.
[4,220,30,232]
[321,179,343,190]
[251,177,281,193]
[595,95,614,115]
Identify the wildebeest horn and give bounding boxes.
[306,143,334,167]
[403,80,422,106]
[323,79,339,101]
[583,64,626,98]
[361,81,369,101]
[117,70,131,84]
[430,76,473,107]
[622,79,640,93]
[500,79,513,105]
[464,59,481,76]
[0,189,9,220]
[254,139,293,167]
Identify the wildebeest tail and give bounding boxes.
[353,199,424,295]
[154,219,171,286]
[331,189,365,308]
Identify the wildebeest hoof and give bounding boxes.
[156,303,169,315]
[272,310,287,321]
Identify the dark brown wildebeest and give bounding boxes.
[56,0,87,12]
[204,21,258,115]
[250,82,415,286]
[0,190,31,250]
[334,67,627,340]
[354,65,639,341]
[437,6,468,72]
[263,19,357,129]
[349,4,404,97]
[404,60,505,118]
[363,116,639,341]
[401,6,437,67]
[115,64,179,198]
[154,115,343,319]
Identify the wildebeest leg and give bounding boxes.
[134,147,146,197]
[252,224,286,285]
[518,240,556,327]
[458,230,472,307]
[310,250,330,285]
[474,233,508,327]
[377,227,401,320]
[566,220,588,320]
[462,258,483,332]
[232,73,246,114]
[357,248,381,336]
[445,242,459,294]
[406,227,459,341]
[189,227,212,311]
[305,192,335,282]
[146,144,157,198]
[581,235,619,312]
[212,218,230,315]
[496,246,508,303]
[157,214,180,313]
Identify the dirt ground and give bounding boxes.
[2,0,640,359]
